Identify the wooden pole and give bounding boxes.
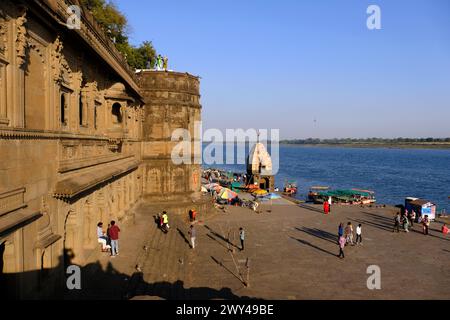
[245,258,250,287]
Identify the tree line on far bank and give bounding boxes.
[80,0,157,70]
[280,138,450,145]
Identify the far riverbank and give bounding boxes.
[280,143,450,150]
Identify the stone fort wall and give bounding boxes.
[0,0,204,299]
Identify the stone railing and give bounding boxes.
[36,0,141,97]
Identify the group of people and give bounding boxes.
[157,211,170,233]
[153,54,168,71]
[337,222,362,259]
[393,210,432,235]
[97,221,121,258]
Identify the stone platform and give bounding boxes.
[74,198,450,300]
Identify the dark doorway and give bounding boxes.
[259,178,269,190]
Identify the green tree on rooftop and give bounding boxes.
[80,0,157,70]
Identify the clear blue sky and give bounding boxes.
[116,0,450,139]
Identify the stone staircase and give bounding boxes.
[125,204,195,299]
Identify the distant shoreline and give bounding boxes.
[280,143,450,150]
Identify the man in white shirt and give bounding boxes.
[356,224,363,245]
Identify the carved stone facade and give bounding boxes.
[138,71,202,202]
[0,0,171,299]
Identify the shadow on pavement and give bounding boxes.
[1,248,259,300]
[295,227,337,244]
[289,236,337,257]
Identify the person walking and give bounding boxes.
[355,224,363,245]
[109,220,120,257]
[422,215,430,235]
[442,223,449,235]
[402,213,410,233]
[239,228,245,251]
[393,212,401,233]
[328,197,332,213]
[338,235,346,259]
[338,223,344,244]
[323,201,329,215]
[188,225,197,249]
[162,211,169,231]
[345,222,354,245]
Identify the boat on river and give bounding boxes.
[310,188,376,205]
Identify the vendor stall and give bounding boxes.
[405,198,436,221]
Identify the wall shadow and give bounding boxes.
[207,234,232,251]
[298,204,323,214]
[289,236,337,257]
[295,227,337,244]
[177,228,191,248]
[1,248,259,300]
[204,225,239,249]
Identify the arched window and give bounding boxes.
[112,103,122,124]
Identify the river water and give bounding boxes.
[202,144,450,213]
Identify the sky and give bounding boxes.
[116,0,450,139]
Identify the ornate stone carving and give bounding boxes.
[85,81,98,93]
[51,36,71,83]
[0,18,8,57]
[15,11,27,66]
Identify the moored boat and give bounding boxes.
[283,180,298,196]
[311,188,376,205]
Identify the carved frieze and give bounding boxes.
[15,10,27,67]
[51,36,72,84]
[0,16,8,57]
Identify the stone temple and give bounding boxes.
[246,142,275,191]
[0,0,204,298]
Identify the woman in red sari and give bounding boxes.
[323,201,330,214]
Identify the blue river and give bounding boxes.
[202,144,450,213]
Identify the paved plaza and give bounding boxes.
[80,196,450,300]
